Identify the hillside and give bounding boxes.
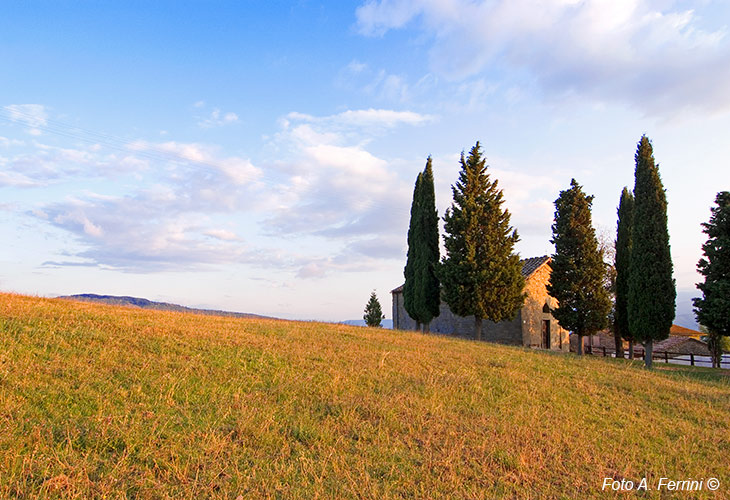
[0,292,728,499]
[59,293,274,320]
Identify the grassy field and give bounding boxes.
[1,292,728,499]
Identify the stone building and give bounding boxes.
[581,324,709,356]
[391,256,569,351]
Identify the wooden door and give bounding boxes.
[542,320,551,349]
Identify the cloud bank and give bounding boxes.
[16,107,431,275]
[356,0,730,115]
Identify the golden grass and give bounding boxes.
[0,292,728,499]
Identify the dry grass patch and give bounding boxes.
[1,292,728,499]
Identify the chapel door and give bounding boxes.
[542,320,551,349]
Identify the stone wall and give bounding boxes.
[392,261,569,351]
[518,263,569,351]
[393,290,522,344]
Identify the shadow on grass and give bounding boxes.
[652,363,730,385]
[561,350,730,385]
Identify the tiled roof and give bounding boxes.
[654,336,708,352]
[391,255,550,294]
[670,324,703,338]
[629,335,708,354]
[520,255,551,278]
[653,336,692,352]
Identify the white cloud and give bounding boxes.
[265,109,416,243]
[337,61,412,103]
[0,136,25,148]
[25,138,268,271]
[337,59,505,112]
[204,229,240,241]
[25,108,425,275]
[347,60,368,74]
[0,141,152,184]
[356,0,730,115]
[128,140,260,185]
[41,197,256,272]
[198,108,239,128]
[295,252,392,279]
[287,108,434,129]
[0,171,42,188]
[365,70,410,102]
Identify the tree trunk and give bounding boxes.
[577,334,584,355]
[628,340,635,359]
[475,317,482,341]
[708,333,721,368]
[644,339,653,369]
[614,331,624,358]
[415,321,421,333]
[423,322,430,334]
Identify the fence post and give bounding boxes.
[664,351,668,363]
[603,346,606,357]
[642,349,645,360]
[690,353,695,367]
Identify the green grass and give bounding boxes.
[1,292,728,499]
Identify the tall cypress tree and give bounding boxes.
[614,187,634,359]
[413,157,441,331]
[548,179,611,355]
[628,135,675,369]
[693,191,730,368]
[441,142,525,340]
[403,172,423,331]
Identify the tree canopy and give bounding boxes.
[440,142,525,340]
[694,191,730,367]
[363,291,385,328]
[548,179,611,354]
[403,157,441,330]
[628,135,675,368]
[614,187,634,357]
[403,172,423,328]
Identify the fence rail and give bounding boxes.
[584,345,730,369]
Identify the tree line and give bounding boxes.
[365,136,728,369]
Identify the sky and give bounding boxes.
[1,1,729,325]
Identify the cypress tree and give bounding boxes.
[628,135,675,369]
[441,142,525,340]
[614,187,634,359]
[413,157,441,331]
[363,291,385,327]
[693,191,730,368]
[403,172,423,331]
[548,179,611,355]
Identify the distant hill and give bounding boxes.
[58,293,274,320]
[341,319,393,329]
[675,290,700,330]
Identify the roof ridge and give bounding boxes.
[392,255,550,293]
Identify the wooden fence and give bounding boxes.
[585,344,730,369]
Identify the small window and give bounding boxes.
[542,303,551,313]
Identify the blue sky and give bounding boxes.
[1,1,729,324]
